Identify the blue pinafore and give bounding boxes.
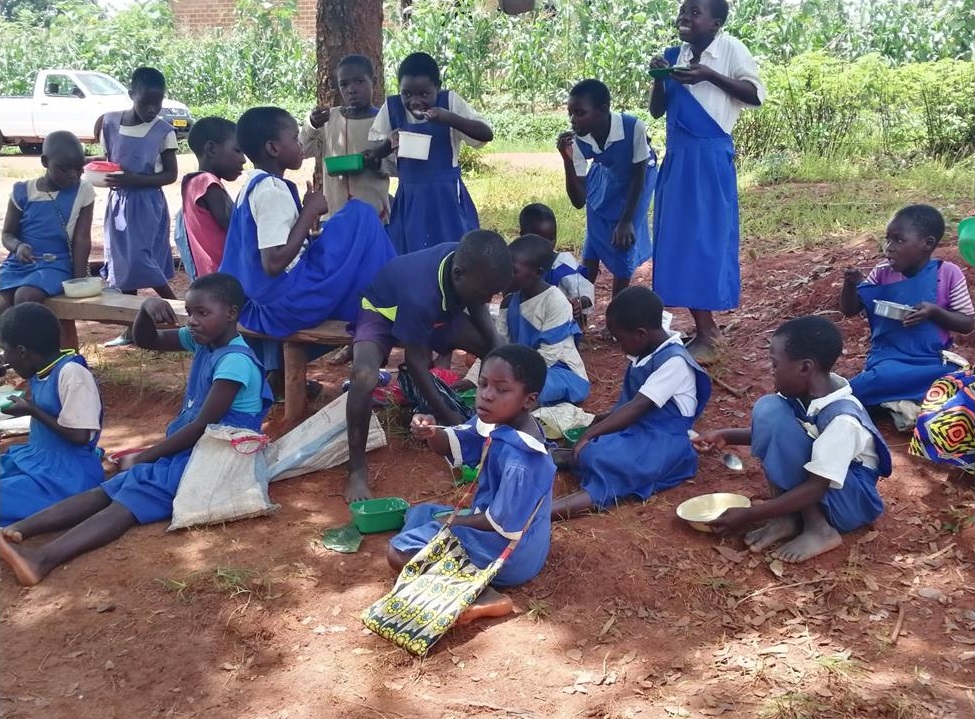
[385,91,479,254]
[750,393,890,532]
[100,112,174,291]
[851,260,950,406]
[575,113,656,280]
[506,292,590,405]
[102,342,273,524]
[0,181,77,296]
[652,46,740,311]
[578,342,712,509]
[220,174,396,339]
[1,353,104,524]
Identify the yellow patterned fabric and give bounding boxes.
[910,368,975,472]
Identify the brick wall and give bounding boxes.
[170,0,317,37]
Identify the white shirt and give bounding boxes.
[551,252,595,316]
[35,361,101,440]
[368,90,490,167]
[236,170,304,270]
[675,32,765,134]
[17,179,95,238]
[800,374,880,489]
[572,112,652,177]
[632,332,697,416]
[100,117,177,173]
[498,286,588,380]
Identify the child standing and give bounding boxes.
[518,203,594,327]
[0,303,103,525]
[180,117,246,277]
[551,287,711,519]
[0,274,273,586]
[840,205,974,421]
[96,66,179,346]
[0,131,94,312]
[393,344,555,624]
[649,0,764,361]
[367,52,493,254]
[556,79,656,321]
[693,316,891,563]
[501,234,589,405]
[346,231,512,503]
[300,54,392,222]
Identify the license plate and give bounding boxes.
[171,119,187,128]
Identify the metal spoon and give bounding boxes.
[689,430,744,470]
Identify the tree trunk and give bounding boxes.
[313,0,384,189]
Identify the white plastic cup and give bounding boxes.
[398,131,432,160]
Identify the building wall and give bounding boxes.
[169,0,318,37]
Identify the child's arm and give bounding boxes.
[132,297,185,352]
[468,301,504,352]
[556,132,586,209]
[199,185,234,232]
[260,183,328,277]
[1,199,33,263]
[410,414,452,456]
[105,148,178,189]
[905,303,975,334]
[299,108,329,159]
[613,157,649,250]
[2,395,90,445]
[574,394,655,457]
[70,201,94,278]
[404,343,467,426]
[710,474,831,536]
[648,56,669,118]
[840,267,864,316]
[692,427,752,452]
[673,65,761,106]
[421,106,493,143]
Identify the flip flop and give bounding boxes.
[104,335,133,348]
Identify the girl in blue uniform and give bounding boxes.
[0,132,94,312]
[392,344,555,625]
[0,274,272,586]
[551,287,712,519]
[0,303,103,525]
[557,79,656,322]
[367,52,493,254]
[694,317,891,564]
[649,0,764,361]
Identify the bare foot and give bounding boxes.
[772,524,842,563]
[0,534,43,586]
[327,345,353,366]
[686,336,720,364]
[345,468,373,504]
[456,587,514,625]
[2,526,24,543]
[744,515,801,553]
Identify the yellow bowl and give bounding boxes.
[676,492,751,533]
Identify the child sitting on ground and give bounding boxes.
[0,131,93,312]
[180,117,246,277]
[694,316,891,563]
[345,231,512,503]
[840,204,974,428]
[393,344,555,624]
[0,274,272,586]
[518,203,594,328]
[551,287,711,519]
[0,303,103,525]
[300,54,392,222]
[500,234,589,405]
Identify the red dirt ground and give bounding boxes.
[1,237,974,719]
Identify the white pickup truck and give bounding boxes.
[0,69,194,154]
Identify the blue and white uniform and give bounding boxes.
[544,251,595,317]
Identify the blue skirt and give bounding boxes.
[0,254,72,296]
[581,209,652,280]
[0,444,104,525]
[103,187,174,291]
[538,363,590,406]
[387,178,478,255]
[102,449,191,524]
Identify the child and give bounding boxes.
[346,230,512,503]
[518,203,594,327]
[501,234,589,405]
[96,66,179,347]
[180,116,246,277]
[840,205,974,423]
[393,343,555,624]
[367,52,493,254]
[649,0,764,361]
[556,79,656,321]
[0,303,103,525]
[551,286,711,519]
[0,274,273,586]
[693,316,891,563]
[218,106,396,379]
[0,131,94,312]
[300,54,392,222]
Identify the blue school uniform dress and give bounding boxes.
[220,174,396,339]
[652,46,740,311]
[574,113,656,279]
[385,92,479,254]
[506,290,590,405]
[100,113,175,291]
[0,180,89,296]
[390,420,555,587]
[578,341,712,509]
[102,332,272,524]
[851,260,951,406]
[0,353,103,525]
[750,383,891,533]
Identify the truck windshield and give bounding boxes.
[76,72,127,96]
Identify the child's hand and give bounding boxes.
[104,170,138,188]
[649,55,670,69]
[410,414,439,441]
[708,506,752,536]
[302,182,329,217]
[13,243,34,263]
[419,107,451,124]
[612,221,636,250]
[309,107,330,128]
[2,395,34,417]
[143,297,178,326]
[843,267,864,285]
[118,452,144,471]
[672,64,714,85]
[692,429,727,453]
[903,302,938,327]
[556,131,575,160]
[571,434,591,462]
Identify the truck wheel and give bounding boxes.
[19,142,43,155]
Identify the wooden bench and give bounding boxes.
[46,294,351,422]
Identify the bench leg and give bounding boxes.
[60,320,79,350]
[283,341,308,422]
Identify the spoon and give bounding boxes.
[688,430,744,471]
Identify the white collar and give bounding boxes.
[629,331,684,368]
[575,112,625,153]
[804,374,861,417]
[681,30,725,60]
[467,418,548,454]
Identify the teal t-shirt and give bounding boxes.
[178,328,264,414]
